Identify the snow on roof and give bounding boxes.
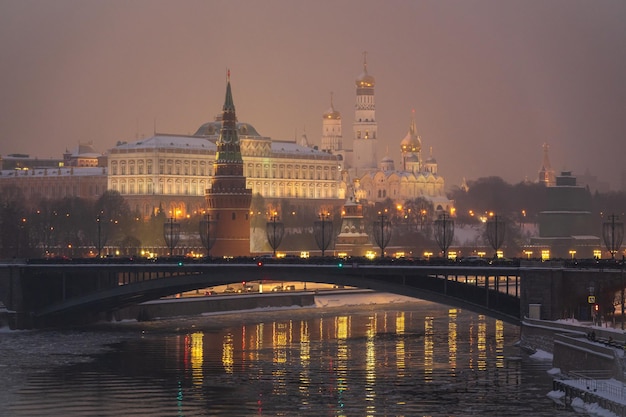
[270,141,335,158]
[0,167,106,178]
[112,135,215,151]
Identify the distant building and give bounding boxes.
[0,153,62,171]
[538,143,556,187]
[530,171,600,258]
[0,166,107,204]
[63,141,106,167]
[577,168,610,194]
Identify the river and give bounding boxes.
[0,293,574,416]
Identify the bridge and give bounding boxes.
[0,259,624,329]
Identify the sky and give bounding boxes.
[1,0,625,190]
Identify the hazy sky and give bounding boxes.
[1,0,625,190]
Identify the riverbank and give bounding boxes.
[114,289,398,321]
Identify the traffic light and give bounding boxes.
[338,261,343,268]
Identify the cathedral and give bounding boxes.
[322,54,452,212]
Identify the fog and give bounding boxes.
[1,0,625,189]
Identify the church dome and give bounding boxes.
[400,132,421,153]
[323,106,341,120]
[405,153,419,163]
[323,92,341,120]
[355,70,375,88]
[400,111,421,153]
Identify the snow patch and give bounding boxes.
[529,349,553,360]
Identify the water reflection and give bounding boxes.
[7,303,571,417]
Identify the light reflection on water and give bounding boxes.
[5,301,575,416]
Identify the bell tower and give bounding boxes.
[352,52,378,172]
[205,71,252,256]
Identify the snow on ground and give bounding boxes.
[314,292,416,308]
[529,349,554,361]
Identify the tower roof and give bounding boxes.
[355,52,375,88]
[215,70,243,162]
[400,110,421,153]
[323,92,341,120]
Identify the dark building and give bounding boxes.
[531,171,600,259]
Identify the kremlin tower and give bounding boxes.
[205,72,252,256]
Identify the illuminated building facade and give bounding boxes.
[352,112,450,211]
[107,114,343,219]
[322,56,451,212]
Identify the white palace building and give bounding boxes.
[3,56,451,219]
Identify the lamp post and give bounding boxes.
[266,213,284,257]
[434,211,454,259]
[486,213,506,258]
[602,214,624,260]
[314,212,333,256]
[96,214,102,258]
[373,210,392,258]
[199,214,217,258]
[163,217,181,256]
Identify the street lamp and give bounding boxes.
[434,211,454,259]
[96,214,104,258]
[314,212,334,256]
[199,214,217,258]
[602,214,624,259]
[163,217,181,256]
[266,213,284,257]
[486,213,506,258]
[373,210,392,258]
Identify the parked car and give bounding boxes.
[459,256,489,265]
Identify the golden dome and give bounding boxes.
[356,69,375,88]
[323,92,341,119]
[400,111,421,153]
[355,53,375,88]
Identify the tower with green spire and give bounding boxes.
[205,72,252,256]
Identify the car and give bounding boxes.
[271,285,284,292]
[490,257,517,266]
[460,256,489,265]
[223,287,237,293]
[284,285,296,291]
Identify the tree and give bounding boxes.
[0,186,29,258]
